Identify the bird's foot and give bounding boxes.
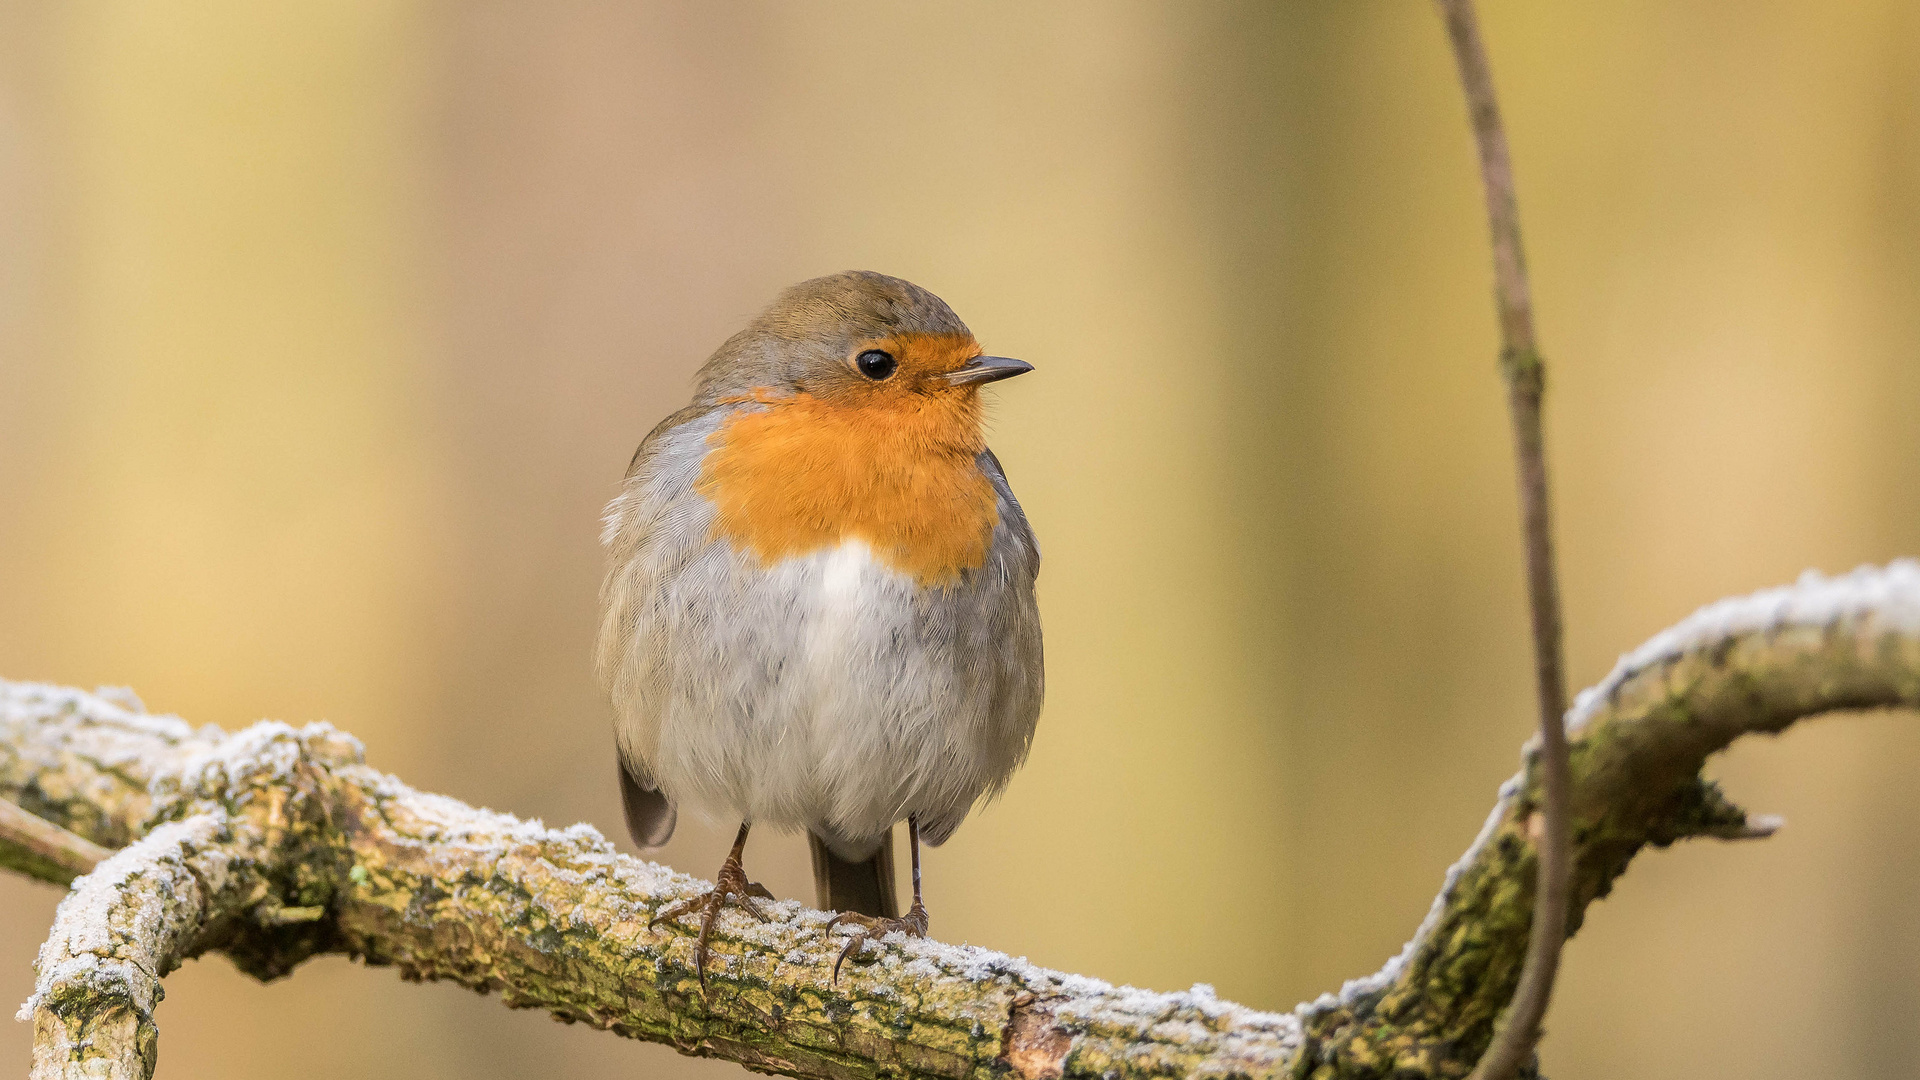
[826,901,929,982]
[649,855,775,992]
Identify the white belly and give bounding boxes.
[644,538,1013,854]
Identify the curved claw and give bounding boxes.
[833,934,866,982]
[649,867,776,993]
[825,904,929,984]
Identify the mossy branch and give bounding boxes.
[3,683,1298,1080]
[1294,561,1920,1078]
[6,562,1920,1079]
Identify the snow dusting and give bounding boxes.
[1306,560,1920,1018]
[11,563,1920,1071]
[1567,559,1920,735]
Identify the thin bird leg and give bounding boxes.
[827,815,930,982]
[649,820,776,992]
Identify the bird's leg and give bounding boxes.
[649,820,776,992]
[827,815,930,982]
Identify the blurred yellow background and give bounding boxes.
[2,2,1917,1077]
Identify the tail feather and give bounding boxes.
[809,831,898,918]
[617,761,677,849]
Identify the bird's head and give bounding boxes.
[694,271,1031,408]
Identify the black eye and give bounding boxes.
[855,349,897,381]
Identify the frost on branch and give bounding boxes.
[1294,561,1920,1077]
[2,682,1301,1080]
[22,815,229,1080]
[4,562,1920,1080]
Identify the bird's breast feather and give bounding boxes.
[694,393,999,587]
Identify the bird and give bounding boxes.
[595,270,1043,986]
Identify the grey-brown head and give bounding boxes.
[692,271,1030,406]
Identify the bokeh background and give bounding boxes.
[2,2,1917,1077]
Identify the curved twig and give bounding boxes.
[1297,561,1920,1077]
[1430,2,1570,1076]
[5,562,1920,1079]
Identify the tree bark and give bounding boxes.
[6,561,1920,1080]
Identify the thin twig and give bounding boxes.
[1432,2,1573,1078]
[0,796,112,884]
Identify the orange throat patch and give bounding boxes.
[695,391,1000,587]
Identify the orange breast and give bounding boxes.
[695,392,1000,587]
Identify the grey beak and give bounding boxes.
[945,355,1034,387]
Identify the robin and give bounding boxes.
[596,270,1043,985]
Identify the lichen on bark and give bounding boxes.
[4,681,1300,1080]
[1292,562,1920,1078]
